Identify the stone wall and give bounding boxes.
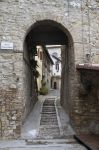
[23,44,38,123]
[0,0,99,138]
[0,0,99,61]
[0,52,24,138]
[76,66,99,134]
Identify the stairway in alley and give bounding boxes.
[0,96,87,150]
[19,94,87,150]
[38,98,60,138]
[23,97,87,150]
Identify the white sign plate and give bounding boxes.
[1,41,13,50]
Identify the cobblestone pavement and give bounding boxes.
[0,90,87,150]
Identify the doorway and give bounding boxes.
[54,82,57,89]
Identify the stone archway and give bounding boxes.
[23,19,76,127]
[0,1,98,141]
[0,19,77,140]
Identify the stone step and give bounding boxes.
[40,122,58,125]
[26,137,76,145]
[38,98,60,138]
[41,117,57,120]
[41,116,57,120]
[41,114,57,117]
[42,109,56,112]
[42,107,55,110]
[39,126,60,131]
[41,112,56,114]
[43,102,55,104]
[40,119,58,122]
[42,101,55,106]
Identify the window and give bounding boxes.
[40,51,43,60]
[55,62,59,71]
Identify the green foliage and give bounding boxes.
[39,86,48,95]
[33,70,40,78]
[30,59,40,78]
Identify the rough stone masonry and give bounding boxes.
[0,0,99,139]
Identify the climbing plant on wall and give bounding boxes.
[30,45,40,78]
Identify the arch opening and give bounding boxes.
[22,20,75,138]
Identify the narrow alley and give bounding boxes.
[21,90,74,139]
[0,90,87,150]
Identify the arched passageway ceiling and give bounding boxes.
[26,22,68,45]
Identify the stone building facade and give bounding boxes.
[35,46,43,91]
[42,46,53,90]
[47,45,61,90]
[0,0,99,139]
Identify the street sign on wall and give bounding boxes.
[1,41,13,50]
